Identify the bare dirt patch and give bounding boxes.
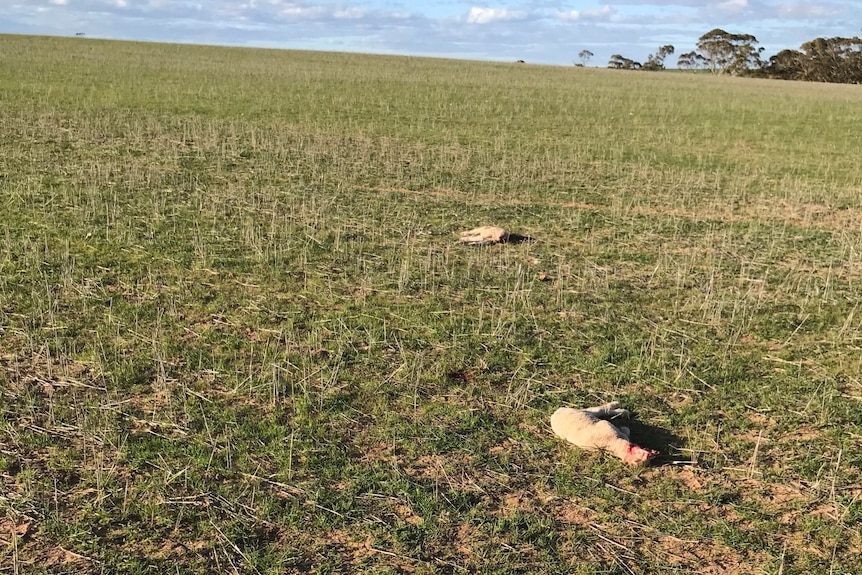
[555,501,600,527]
[41,546,92,568]
[403,452,481,492]
[650,536,767,575]
[0,516,33,546]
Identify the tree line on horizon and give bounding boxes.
[583,29,862,84]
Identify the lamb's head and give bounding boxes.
[622,444,659,466]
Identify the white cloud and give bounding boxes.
[775,2,845,18]
[276,3,366,21]
[279,6,325,19]
[333,7,364,19]
[466,7,525,24]
[49,0,69,6]
[556,5,617,22]
[715,0,748,13]
[276,2,367,20]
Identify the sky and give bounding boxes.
[0,0,858,66]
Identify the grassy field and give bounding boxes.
[1,33,861,574]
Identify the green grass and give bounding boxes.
[1,33,861,574]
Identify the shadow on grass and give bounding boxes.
[626,420,686,467]
[505,232,534,244]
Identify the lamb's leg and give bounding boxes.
[583,401,618,411]
[583,402,631,419]
[582,402,620,413]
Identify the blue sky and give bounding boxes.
[0,1,857,66]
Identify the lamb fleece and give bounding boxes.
[550,402,658,466]
[458,226,510,245]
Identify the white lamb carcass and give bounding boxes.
[550,402,659,466]
[458,226,510,245]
